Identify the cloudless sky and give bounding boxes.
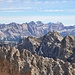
[0,0,75,25]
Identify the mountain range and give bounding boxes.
[0,31,75,75]
[0,21,75,41]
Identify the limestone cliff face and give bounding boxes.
[0,31,75,75]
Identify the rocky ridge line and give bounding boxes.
[0,31,75,75]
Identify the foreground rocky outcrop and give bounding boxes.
[0,46,75,75]
[0,31,75,75]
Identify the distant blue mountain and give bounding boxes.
[0,21,75,41]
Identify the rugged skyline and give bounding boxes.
[0,21,75,42]
[0,0,75,25]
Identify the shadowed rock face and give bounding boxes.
[0,31,75,75]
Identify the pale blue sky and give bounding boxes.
[0,0,75,25]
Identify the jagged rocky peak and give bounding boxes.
[8,22,18,26]
[43,31,63,42]
[58,35,75,61]
[36,31,63,58]
[55,22,64,29]
[63,35,75,42]
[18,36,41,54]
[61,35,75,48]
[9,22,17,24]
[19,36,41,45]
[56,21,63,24]
[36,21,44,25]
[18,31,63,58]
[28,21,36,25]
[18,31,62,50]
[48,22,64,31]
